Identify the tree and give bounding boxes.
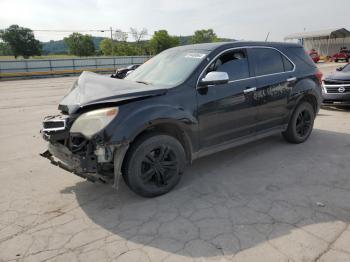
[130,28,148,43]
[100,39,140,56]
[130,27,148,54]
[0,25,42,58]
[64,33,95,56]
[191,29,218,44]
[113,42,139,56]
[100,38,113,55]
[150,30,179,54]
[114,29,128,42]
[0,42,12,55]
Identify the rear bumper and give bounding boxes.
[322,93,350,106]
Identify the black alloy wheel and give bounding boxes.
[122,133,186,197]
[141,145,178,187]
[282,102,315,144]
[295,109,312,138]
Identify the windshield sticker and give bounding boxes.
[185,53,206,59]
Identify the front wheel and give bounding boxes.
[122,133,186,197]
[282,102,315,144]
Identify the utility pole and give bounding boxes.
[110,27,114,56]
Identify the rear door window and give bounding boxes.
[250,48,286,76]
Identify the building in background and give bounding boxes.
[284,28,350,57]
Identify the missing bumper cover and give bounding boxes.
[40,141,129,189]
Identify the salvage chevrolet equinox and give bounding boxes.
[41,42,322,197]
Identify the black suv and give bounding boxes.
[41,42,322,197]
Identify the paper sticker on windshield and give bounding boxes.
[185,53,206,59]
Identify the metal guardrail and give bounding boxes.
[0,56,150,79]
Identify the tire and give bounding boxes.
[122,133,186,197]
[282,102,315,144]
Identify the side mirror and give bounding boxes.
[198,71,229,87]
[336,67,343,71]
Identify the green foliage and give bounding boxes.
[0,42,12,55]
[100,39,113,55]
[0,25,42,58]
[150,30,180,54]
[42,37,105,55]
[190,29,218,44]
[99,38,151,56]
[1,26,233,58]
[64,33,95,56]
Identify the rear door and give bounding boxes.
[247,47,295,132]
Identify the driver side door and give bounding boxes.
[196,48,257,149]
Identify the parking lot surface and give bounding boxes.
[0,63,349,262]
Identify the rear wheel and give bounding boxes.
[122,133,186,197]
[282,102,315,144]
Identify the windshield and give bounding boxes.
[125,49,209,86]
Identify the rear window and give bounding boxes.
[250,48,285,76]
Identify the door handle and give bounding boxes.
[287,77,297,82]
[243,87,256,94]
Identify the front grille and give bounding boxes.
[42,115,68,132]
[43,121,64,129]
[325,86,350,93]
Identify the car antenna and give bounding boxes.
[265,32,270,42]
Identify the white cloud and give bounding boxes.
[0,0,349,42]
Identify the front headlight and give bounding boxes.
[70,107,119,139]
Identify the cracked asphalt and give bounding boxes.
[0,63,349,262]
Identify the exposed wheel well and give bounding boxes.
[300,94,318,114]
[127,123,193,163]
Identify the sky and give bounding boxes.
[0,0,349,42]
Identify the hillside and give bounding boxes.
[42,37,105,55]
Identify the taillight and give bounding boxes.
[315,70,323,85]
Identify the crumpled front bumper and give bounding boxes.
[40,142,108,183]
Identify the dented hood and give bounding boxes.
[59,71,168,114]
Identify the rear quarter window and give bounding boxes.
[287,47,316,68]
[282,56,294,71]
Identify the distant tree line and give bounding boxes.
[0,25,42,58]
[0,24,231,59]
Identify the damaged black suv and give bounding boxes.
[41,42,322,197]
